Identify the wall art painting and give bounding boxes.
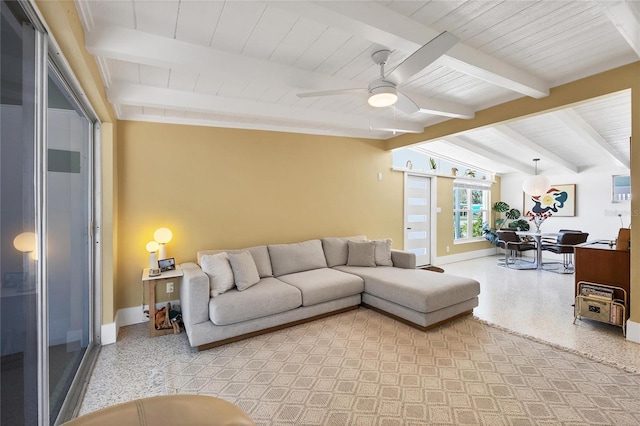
[523,184,576,217]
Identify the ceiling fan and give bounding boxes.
[296,31,459,114]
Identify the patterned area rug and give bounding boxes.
[166,308,640,425]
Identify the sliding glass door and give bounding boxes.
[1,2,40,424]
[47,66,93,424]
[1,1,99,424]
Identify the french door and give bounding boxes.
[404,174,431,267]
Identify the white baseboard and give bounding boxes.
[100,300,180,346]
[100,322,117,345]
[119,305,149,328]
[433,248,497,266]
[626,320,640,344]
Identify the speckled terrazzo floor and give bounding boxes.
[445,255,640,371]
[78,255,640,415]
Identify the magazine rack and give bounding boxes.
[574,281,627,336]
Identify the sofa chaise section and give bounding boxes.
[335,265,480,329]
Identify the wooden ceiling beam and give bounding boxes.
[441,135,536,174]
[553,109,630,168]
[271,1,550,98]
[492,125,580,174]
[108,83,425,134]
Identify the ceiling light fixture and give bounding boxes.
[368,85,398,108]
[522,158,550,196]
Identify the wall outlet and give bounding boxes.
[166,282,174,293]
[446,246,450,253]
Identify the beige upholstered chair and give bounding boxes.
[62,395,256,426]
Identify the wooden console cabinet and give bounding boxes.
[574,242,630,301]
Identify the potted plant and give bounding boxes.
[429,157,437,171]
[482,201,530,245]
[464,169,476,178]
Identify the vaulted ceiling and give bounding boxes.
[74,1,639,174]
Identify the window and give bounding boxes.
[612,175,630,202]
[453,182,490,242]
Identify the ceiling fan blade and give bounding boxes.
[297,88,367,98]
[395,91,420,115]
[387,31,459,85]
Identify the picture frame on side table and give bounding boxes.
[158,257,176,272]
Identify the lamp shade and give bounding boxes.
[368,86,397,108]
[146,241,160,253]
[13,232,37,253]
[522,174,551,196]
[153,228,173,244]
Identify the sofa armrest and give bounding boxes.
[179,263,211,332]
[391,250,416,269]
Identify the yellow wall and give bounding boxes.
[435,176,500,257]
[387,62,640,324]
[116,121,404,309]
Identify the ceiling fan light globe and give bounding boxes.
[368,86,398,107]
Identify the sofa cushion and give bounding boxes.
[373,238,393,266]
[209,277,302,325]
[347,240,376,267]
[321,236,367,267]
[277,268,364,306]
[198,245,273,278]
[268,239,328,277]
[228,251,261,291]
[334,266,480,314]
[200,252,235,297]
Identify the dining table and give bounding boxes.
[516,231,559,270]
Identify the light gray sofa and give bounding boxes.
[180,237,480,351]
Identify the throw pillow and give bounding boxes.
[200,252,235,297]
[268,239,328,277]
[321,236,367,267]
[228,250,261,291]
[347,240,376,267]
[373,238,393,266]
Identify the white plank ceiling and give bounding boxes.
[74,0,639,173]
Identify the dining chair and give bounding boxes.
[541,231,589,273]
[496,230,537,269]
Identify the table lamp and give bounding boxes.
[154,227,173,260]
[146,241,160,269]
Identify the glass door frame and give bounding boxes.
[45,60,101,425]
[16,1,103,424]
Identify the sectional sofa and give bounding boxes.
[180,236,480,351]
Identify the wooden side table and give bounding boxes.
[142,266,184,337]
